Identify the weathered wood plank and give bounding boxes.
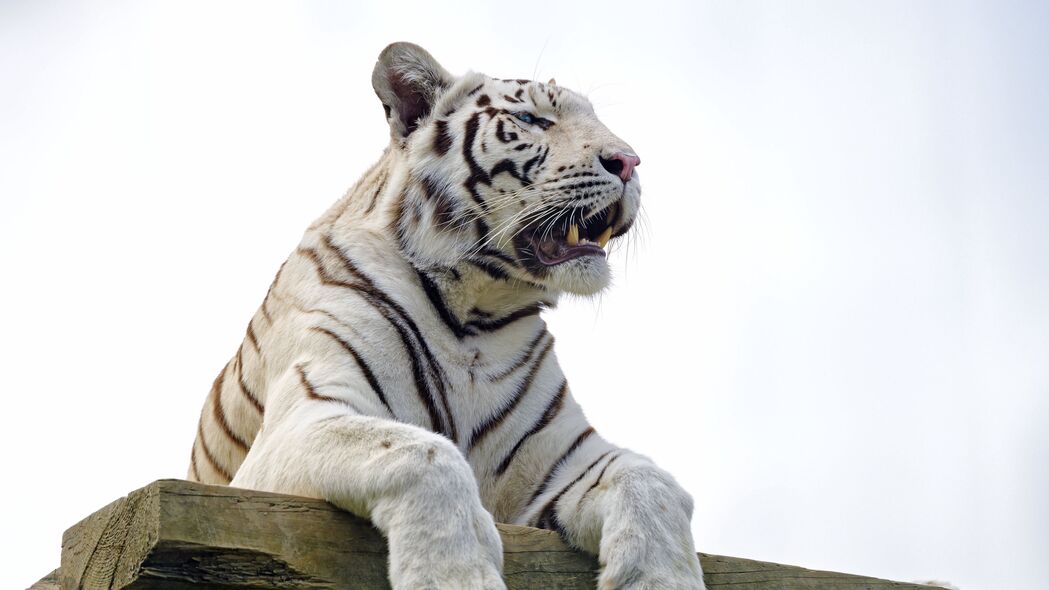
[698,553,942,589]
[55,479,943,589]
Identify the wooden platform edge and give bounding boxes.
[36,479,945,590]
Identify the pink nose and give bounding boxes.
[599,152,641,183]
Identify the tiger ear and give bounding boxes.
[372,42,454,138]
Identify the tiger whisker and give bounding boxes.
[437,185,558,229]
[455,199,553,262]
[464,204,555,257]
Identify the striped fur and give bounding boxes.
[189,43,704,590]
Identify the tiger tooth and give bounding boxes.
[597,226,613,248]
[567,224,579,246]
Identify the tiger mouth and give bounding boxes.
[527,201,621,266]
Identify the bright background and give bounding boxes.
[2,2,1047,589]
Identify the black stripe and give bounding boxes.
[556,179,614,192]
[210,361,249,453]
[522,151,543,180]
[474,218,490,245]
[245,320,261,353]
[490,158,525,183]
[466,257,510,281]
[526,427,597,508]
[320,234,449,367]
[301,241,457,441]
[260,297,273,324]
[310,326,396,417]
[494,379,567,476]
[488,328,549,382]
[414,266,467,338]
[464,303,542,334]
[558,170,600,180]
[235,349,265,415]
[296,363,362,413]
[580,452,622,499]
[320,235,456,442]
[392,187,410,241]
[477,246,519,267]
[419,175,460,228]
[260,260,287,325]
[197,421,233,482]
[534,145,550,171]
[495,119,518,142]
[462,112,491,210]
[467,253,545,289]
[299,246,443,433]
[433,119,452,155]
[364,169,388,215]
[467,337,554,450]
[534,449,615,535]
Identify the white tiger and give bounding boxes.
[189,42,705,590]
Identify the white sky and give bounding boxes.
[2,2,1047,589]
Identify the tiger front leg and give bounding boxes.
[233,390,506,590]
[538,452,706,590]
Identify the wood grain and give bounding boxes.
[49,479,943,590]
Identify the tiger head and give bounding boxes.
[373,42,640,296]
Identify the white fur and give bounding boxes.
[191,43,705,590]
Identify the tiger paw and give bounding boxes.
[386,489,507,590]
[390,531,506,590]
[394,566,506,590]
[597,546,706,590]
[595,466,706,589]
[389,534,507,590]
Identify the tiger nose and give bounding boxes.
[599,152,641,183]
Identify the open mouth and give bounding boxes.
[528,201,621,266]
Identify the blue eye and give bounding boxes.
[510,111,554,130]
[513,111,536,125]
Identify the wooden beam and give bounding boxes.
[51,479,943,589]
